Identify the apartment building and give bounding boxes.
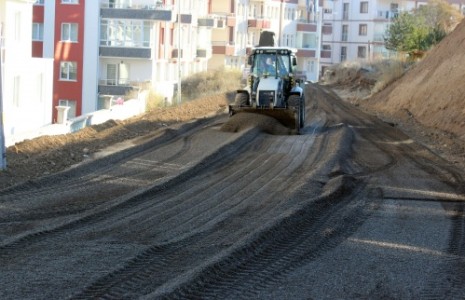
[1,0,53,146]
[319,0,465,73]
[31,0,212,123]
[208,0,325,82]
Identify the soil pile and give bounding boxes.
[221,112,292,135]
[365,19,465,140]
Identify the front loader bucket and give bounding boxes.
[229,105,301,132]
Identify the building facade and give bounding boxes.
[319,0,465,74]
[1,0,53,146]
[31,0,212,123]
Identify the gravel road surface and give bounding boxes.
[0,83,464,299]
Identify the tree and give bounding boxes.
[384,0,463,56]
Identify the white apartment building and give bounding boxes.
[212,0,465,81]
[95,0,212,108]
[210,0,324,82]
[319,0,465,73]
[1,0,53,146]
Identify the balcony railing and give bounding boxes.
[320,50,331,59]
[376,10,399,20]
[296,18,317,24]
[212,41,235,56]
[297,23,317,32]
[100,1,172,21]
[98,77,136,96]
[99,78,130,86]
[100,0,171,10]
[248,19,271,29]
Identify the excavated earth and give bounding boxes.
[0,82,464,299]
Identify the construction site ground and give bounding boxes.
[1,20,465,300]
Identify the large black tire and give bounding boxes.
[234,93,249,106]
[299,96,305,128]
[288,95,302,130]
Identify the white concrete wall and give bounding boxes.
[82,1,100,115]
[1,0,54,146]
[43,0,55,59]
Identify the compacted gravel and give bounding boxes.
[0,83,464,299]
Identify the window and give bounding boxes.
[34,0,44,4]
[322,45,331,58]
[358,46,367,58]
[60,61,77,81]
[343,3,349,20]
[341,46,347,62]
[359,24,367,36]
[100,19,151,47]
[360,2,368,13]
[341,25,348,41]
[32,23,44,41]
[62,0,79,3]
[61,23,78,42]
[58,99,77,119]
[106,63,129,86]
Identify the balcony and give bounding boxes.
[226,14,236,27]
[196,48,211,58]
[321,50,331,59]
[296,49,316,58]
[212,41,235,56]
[322,25,332,35]
[98,78,134,96]
[198,17,215,27]
[297,23,317,32]
[99,46,151,59]
[248,18,271,29]
[100,3,172,21]
[375,10,399,21]
[177,14,192,24]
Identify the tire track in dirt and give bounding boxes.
[3,84,463,299]
[0,120,209,219]
[67,122,376,299]
[317,84,465,299]
[67,130,346,298]
[0,118,251,247]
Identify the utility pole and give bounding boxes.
[177,0,182,105]
[0,44,6,170]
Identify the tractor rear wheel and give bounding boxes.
[235,93,249,106]
[288,95,302,130]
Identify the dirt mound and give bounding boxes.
[221,113,293,135]
[366,19,465,140]
[0,94,231,190]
